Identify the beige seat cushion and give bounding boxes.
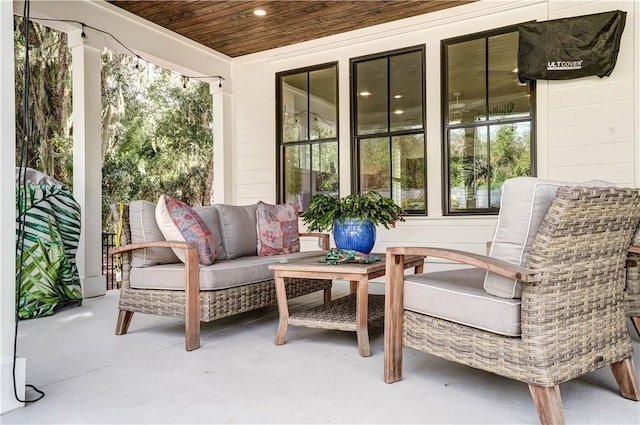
[130,251,325,291]
[405,268,521,337]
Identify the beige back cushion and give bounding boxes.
[485,177,614,298]
[129,200,180,267]
[213,204,258,259]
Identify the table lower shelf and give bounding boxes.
[288,293,385,332]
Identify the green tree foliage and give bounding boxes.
[14,18,72,183]
[15,19,214,230]
[489,124,531,187]
[102,53,214,226]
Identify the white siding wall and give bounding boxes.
[543,0,637,185]
[230,0,637,266]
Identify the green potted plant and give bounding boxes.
[300,191,406,254]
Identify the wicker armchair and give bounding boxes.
[384,186,640,425]
[110,203,332,351]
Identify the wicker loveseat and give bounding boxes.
[111,201,332,351]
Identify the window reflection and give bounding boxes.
[282,74,309,142]
[488,32,531,120]
[356,58,388,135]
[447,38,485,125]
[310,67,338,140]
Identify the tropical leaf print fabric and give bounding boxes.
[16,183,82,319]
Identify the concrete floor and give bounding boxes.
[2,282,640,424]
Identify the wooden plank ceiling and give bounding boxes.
[109,1,475,58]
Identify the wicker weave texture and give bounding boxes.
[118,277,331,322]
[111,204,331,323]
[626,251,640,316]
[403,187,640,387]
[289,293,385,331]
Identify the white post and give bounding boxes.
[211,78,234,204]
[1,0,24,414]
[68,27,106,298]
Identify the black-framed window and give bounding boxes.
[276,63,339,210]
[351,46,426,214]
[443,26,536,215]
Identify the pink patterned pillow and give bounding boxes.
[155,194,215,266]
[256,201,300,256]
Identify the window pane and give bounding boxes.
[356,58,388,135]
[309,67,337,140]
[447,39,486,124]
[359,137,390,196]
[448,127,489,211]
[489,122,531,196]
[282,73,308,142]
[284,145,311,210]
[392,134,425,211]
[390,51,423,132]
[488,33,532,120]
[311,141,339,197]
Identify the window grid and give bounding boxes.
[276,63,339,210]
[351,45,427,214]
[442,26,536,216]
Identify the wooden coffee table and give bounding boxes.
[270,254,424,357]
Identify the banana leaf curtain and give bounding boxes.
[16,170,82,319]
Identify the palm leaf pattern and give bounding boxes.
[16,183,82,319]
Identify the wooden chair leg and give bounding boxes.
[115,310,134,335]
[384,253,405,384]
[184,245,201,351]
[611,357,640,401]
[528,384,565,425]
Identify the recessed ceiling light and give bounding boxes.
[253,9,266,16]
[394,94,402,99]
[360,91,371,96]
[394,109,404,115]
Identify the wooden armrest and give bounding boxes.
[629,246,640,254]
[110,241,197,256]
[110,240,201,351]
[386,246,541,283]
[299,232,330,250]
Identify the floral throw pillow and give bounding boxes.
[256,201,300,256]
[155,194,215,266]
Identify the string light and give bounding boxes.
[16,15,226,86]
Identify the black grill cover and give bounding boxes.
[518,10,626,82]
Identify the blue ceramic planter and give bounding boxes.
[332,218,376,254]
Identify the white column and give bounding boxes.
[211,78,234,204]
[68,28,106,298]
[1,0,24,414]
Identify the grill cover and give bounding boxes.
[518,10,626,82]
